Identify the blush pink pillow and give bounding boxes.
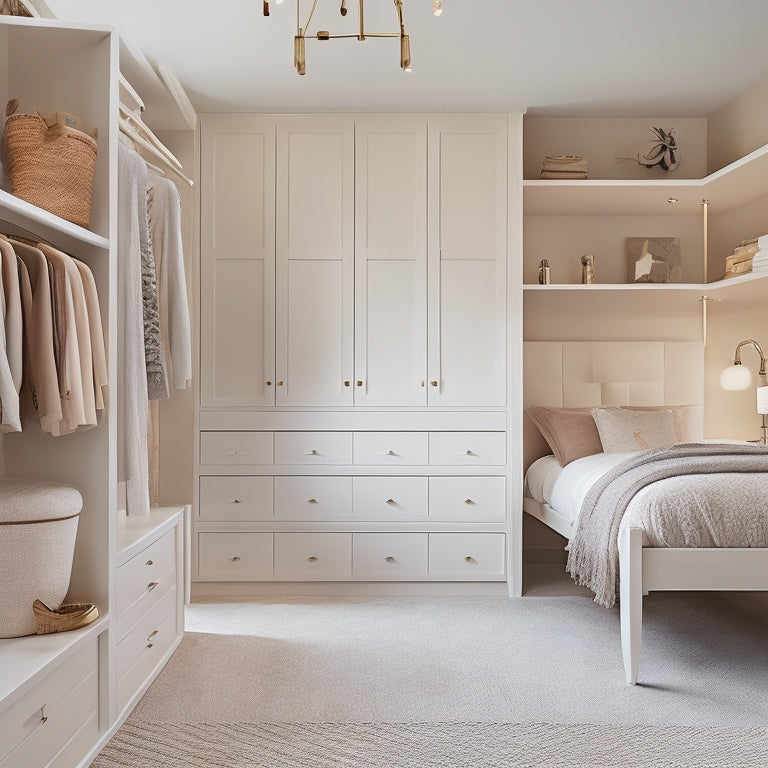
[526,406,604,466]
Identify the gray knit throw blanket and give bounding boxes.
[566,442,768,608]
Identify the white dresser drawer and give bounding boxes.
[353,476,428,518]
[117,528,176,636]
[274,533,351,579]
[200,431,273,465]
[0,638,98,767]
[429,477,506,520]
[117,590,177,681]
[353,533,428,579]
[199,475,274,521]
[429,432,506,465]
[274,432,352,465]
[198,532,274,581]
[274,476,352,518]
[353,432,428,465]
[428,533,506,579]
[117,591,178,714]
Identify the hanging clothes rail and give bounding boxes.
[118,75,194,187]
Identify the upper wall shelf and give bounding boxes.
[0,189,109,253]
[523,143,768,216]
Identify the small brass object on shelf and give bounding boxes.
[538,259,551,284]
[581,253,595,284]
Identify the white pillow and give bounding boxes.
[591,407,676,453]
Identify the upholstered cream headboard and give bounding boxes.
[523,341,704,468]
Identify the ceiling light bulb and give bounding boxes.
[432,0,442,16]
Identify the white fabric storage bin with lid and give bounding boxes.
[0,478,82,638]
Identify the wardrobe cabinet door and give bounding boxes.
[276,117,354,407]
[354,117,427,406]
[200,116,276,407]
[427,115,507,407]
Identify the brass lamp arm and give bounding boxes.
[733,339,767,376]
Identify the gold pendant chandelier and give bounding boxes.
[262,0,443,75]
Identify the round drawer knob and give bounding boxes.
[308,556,318,562]
[231,555,241,562]
[385,556,395,563]
[464,556,474,563]
[430,380,438,387]
[464,499,474,505]
[386,498,396,505]
[308,498,318,504]
[465,450,473,455]
[145,559,154,566]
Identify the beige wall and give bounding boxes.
[524,117,707,180]
[708,73,768,173]
[156,130,197,507]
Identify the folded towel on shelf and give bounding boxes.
[541,154,588,179]
[757,234,768,249]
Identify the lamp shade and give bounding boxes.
[758,386,768,415]
[721,364,752,390]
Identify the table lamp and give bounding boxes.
[720,338,768,444]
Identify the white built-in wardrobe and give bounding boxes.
[194,113,524,595]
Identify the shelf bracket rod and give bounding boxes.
[701,198,709,283]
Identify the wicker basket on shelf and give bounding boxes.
[3,98,97,228]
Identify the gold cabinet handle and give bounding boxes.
[383,449,397,456]
[147,629,159,649]
[462,450,474,456]
[266,380,273,386]
[307,498,318,504]
[145,559,154,566]
[147,581,159,592]
[229,498,242,504]
[464,498,475,505]
[277,381,284,386]
[34,705,48,727]
[385,498,396,505]
[305,449,319,455]
[464,556,474,563]
[420,380,425,388]
[385,556,395,563]
[344,380,351,387]
[356,380,364,387]
[430,380,438,387]
[308,556,318,562]
[230,555,241,562]
[226,450,248,456]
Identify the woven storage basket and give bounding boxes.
[4,99,97,229]
[0,478,83,638]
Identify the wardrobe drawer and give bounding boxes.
[353,476,428,518]
[117,563,176,640]
[117,592,178,714]
[428,533,506,579]
[117,590,177,681]
[117,528,176,627]
[353,432,428,465]
[197,532,274,581]
[200,431,273,465]
[199,475,274,521]
[274,533,352,579]
[429,476,506,519]
[429,432,506,465]
[353,533,428,580]
[274,476,352,518]
[273,432,352,465]
[0,638,98,766]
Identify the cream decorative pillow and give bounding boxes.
[591,407,676,453]
[526,406,603,466]
[622,405,700,443]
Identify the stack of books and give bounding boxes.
[540,155,588,179]
[722,236,760,279]
[753,235,768,273]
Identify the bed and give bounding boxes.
[523,341,768,685]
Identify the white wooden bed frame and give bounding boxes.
[523,341,768,685]
[522,497,768,685]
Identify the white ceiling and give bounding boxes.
[41,0,768,128]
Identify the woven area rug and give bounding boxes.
[92,720,768,768]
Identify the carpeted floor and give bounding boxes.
[92,579,768,767]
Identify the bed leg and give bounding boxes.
[619,527,643,685]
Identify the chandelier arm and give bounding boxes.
[300,0,320,35]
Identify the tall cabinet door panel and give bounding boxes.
[276,117,354,406]
[200,117,276,407]
[355,118,427,406]
[428,116,507,407]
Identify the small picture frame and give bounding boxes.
[627,237,681,283]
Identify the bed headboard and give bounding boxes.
[523,341,704,468]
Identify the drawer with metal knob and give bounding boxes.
[199,476,274,521]
[352,533,428,579]
[353,432,429,465]
[273,432,352,465]
[428,533,506,579]
[428,432,506,465]
[197,532,274,581]
[428,476,506,519]
[352,476,428,518]
[200,431,274,465]
[274,476,352,518]
[273,532,351,579]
